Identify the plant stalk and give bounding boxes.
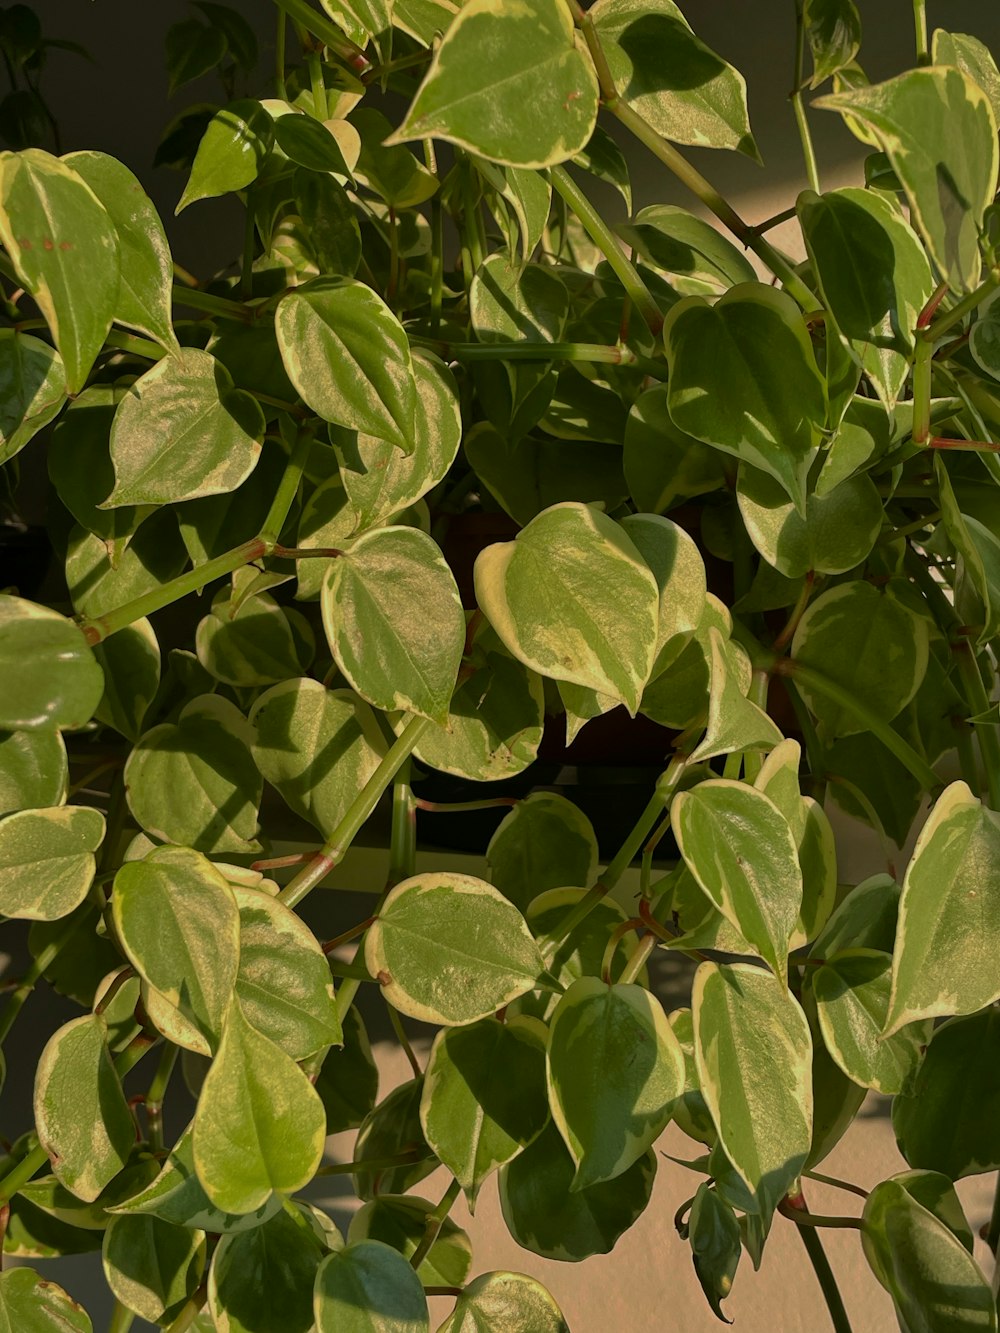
[792,0,821,193]
[410,1178,461,1271]
[794,1219,856,1332]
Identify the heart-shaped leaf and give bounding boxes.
[0,805,105,921]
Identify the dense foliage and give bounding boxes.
[1,0,1000,1328]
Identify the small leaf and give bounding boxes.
[487,792,598,912]
[316,1007,379,1135]
[0,148,119,392]
[618,205,756,290]
[112,845,241,1052]
[885,781,1000,1036]
[0,330,66,466]
[693,963,812,1217]
[0,805,104,921]
[34,1014,135,1202]
[548,978,684,1189]
[275,276,417,448]
[351,107,439,209]
[624,383,728,515]
[196,578,308,688]
[0,1270,92,1332]
[322,526,465,722]
[348,1196,471,1288]
[0,594,104,732]
[470,253,568,344]
[365,872,543,1026]
[165,17,227,94]
[102,1214,205,1325]
[208,1206,327,1333]
[93,619,161,743]
[804,0,861,85]
[475,502,659,714]
[353,1078,437,1203]
[273,112,354,179]
[390,0,598,169]
[193,1000,326,1215]
[177,99,273,212]
[437,1271,569,1333]
[314,1240,429,1333]
[688,1183,741,1322]
[0,725,67,818]
[105,348,264,507]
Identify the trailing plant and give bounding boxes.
[2,0,1000,1328]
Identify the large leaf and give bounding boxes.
[592,0,757,158]
[34,1014,135,1202]
[0,726,67,817]
[112,845,241,1052]
[548,978,683,1189]
[0,805,104,921]
[0,148,119,392]
[487,792,598,912]
[816,67,998,291]
[251,678,386,837]
[885,781,1000,1036]
[314,1241,429,1333]
[436,1272,569,1333]
[693,963,812,1216]
[390,0,598,169]
[470,253,568,344]
[365,872,543,1026]
[862,1174,997,1332]
[0,330,66,465]
[475,502,659,714]
[177,99,273,212]
[672,780,802,977]
[64,151,176,350]
[102,1214,205,1325]
[0,594,104,732]
[932,30,1000,124]
[124,695,262,854]
[105,348,264,507]
[0,1270,92,1332]
[192,1000,326,1215]
[499,1122,656,1261]
[321,526,465,722]
[420,1016,549,1206]
[662,285,826,512]
[208,1206,328,1333]
[275,276,417,448]
[893,1009,1000,1180]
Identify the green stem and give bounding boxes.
[776,659,942,794]
[410,1179,461,1271]
[0,1142,47,1206]
[923,270,1000,342]
[619,933,656,985]
[387,760,416,887]
[387,1004,421,1078]
[307,49,328,118]
[272,0,368,62]
[795,1220,856,1332]
[316,1150,421,1176]
[0,906,96,1046]
[278,714,433,910]
[429,194,443,336]
[163,1287,208,1333]
[105,330,166,361]
[912,0,929,64]
[610,98,817,311]
[240,197,255,301]
[77,538,266,645]
[792,0,821,193]
[108,1301,136,1333]
[171,283,251,321]
[145,1043,179,1153]
[911,338,934,444]
[387,206,400,305]
[409,336,664,374]
[259,425,314,548]
[549,164,662,333]
[276,7,287,98]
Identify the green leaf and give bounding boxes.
[322,526,465,722]
[0,1269,92,1332]
[92,619,160,743]
[862,1174,997,1332]
[0,595,104,732]
[475,502,659,714]
[620,512,706,672]
[617,206,756,289]
[736,465,883,578]
[349,1196,472,1288]
[885,781,1000,1036]
[294,168,362,276]
[687,1183,741,1321]
[804,0,861,85]
[193,999,326,1214]
[662,285,826,512]
[351,107,439,209]
[436,1271,569,1333]
[673,780,802,977]
[932,30,1000,125]
[592,0,757,157]
[893,1009,1000,1180]
[65,513,188,620]
[273,113,354,179]
[316,1007,379,1135]
[333,351,462,531]
[314,1240,429,1333]
[196,576,308,687]
[231,884,341,1059]
[688,626,783,765]
[479,160,554,260]
[487,792,598,912]
[102,1214,205,1324]
[0,330,66,465]
[790,580,930,738]
[499,1122,656,1261]
[112,845,241,1052]
[813,872,900,959]
[693,963,812,1217]
[105,348,264,507]
[208,1206,327,1333]
[0,805,104,921]
[194,1,259,69]
[548,978,683,1190]
[34,1014,135,1202]
[64,151,177,351]
[420,1016,549,1205]
[251,678,386,837]
[276,276,417,448]
[816,67,998,292]
[390,0,598,168]
[109,1125,283,1234]
[177,99,273,212]
[365,872,543,1026]
[624,383,728,514]
[124,695,262,854]
[353,1078,437,1202]
[165,18,227,94]
[0,148,119,392]
[813,948,929,1094]
[470,253,568,344]
[0,726,67,817]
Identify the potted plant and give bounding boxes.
[2,0,1000,1327]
